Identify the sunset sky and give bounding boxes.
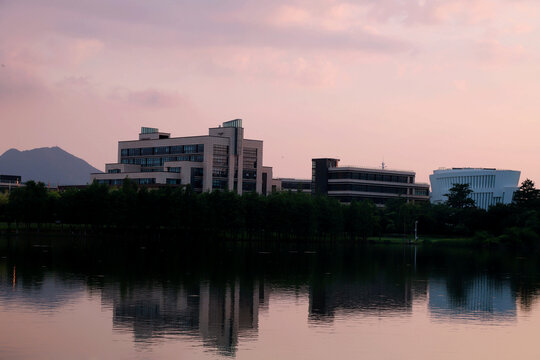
[1,0,539,183]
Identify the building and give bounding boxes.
[0,175,22,193]
[311,158,430,205]
[429,168,520,210]
[271,178,312,193]
[91,120,273,195]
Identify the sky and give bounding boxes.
[1,0,539,184]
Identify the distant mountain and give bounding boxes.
[0,147,102,185]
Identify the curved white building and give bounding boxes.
[429,168,520,210]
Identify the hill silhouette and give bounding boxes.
[0,147,101,185]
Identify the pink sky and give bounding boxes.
[1,0,539,184]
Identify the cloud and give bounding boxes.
[108,88,189,108]
[0,0,412,54]
[475,39,526,65]
[0,63,49,100]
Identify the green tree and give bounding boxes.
[0,192,8,225]
[345,200,376,241]
[445,183,475,208]
[514,179,540,207]
[8,181,50,228]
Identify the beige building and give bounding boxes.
[91,120,273,195]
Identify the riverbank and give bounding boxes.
[367,236,474,246]
[0,221,478,247]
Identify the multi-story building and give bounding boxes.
[91,120,273,195]
[311,158,430,205]
[0,175,22,193]
[429,168,520,210]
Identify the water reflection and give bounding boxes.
[101,279,264,355]
[0,261,84,312]
[428,276,516,321]
[1,238,540,358]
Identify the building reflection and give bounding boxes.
[0,246,524,355]
[101,278,267,356]
[428,275,516,321]
[309,276,427,322]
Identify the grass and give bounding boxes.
[367,236,474,246]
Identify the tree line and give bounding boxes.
[0,179,539,245]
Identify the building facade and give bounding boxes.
[311,158,430,205]
[0,175,22,193]
[271,178,312,193]
[91,120,273,195]
[429,168,520,210]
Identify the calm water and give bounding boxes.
[2,236,540,359]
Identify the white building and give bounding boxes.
[91,120,273,195]
[429,168,520,210]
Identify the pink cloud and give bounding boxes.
[1,0,540,185]
[475,39,526,65]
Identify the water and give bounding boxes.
[1,237,540,359]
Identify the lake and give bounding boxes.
[1,236,540,359]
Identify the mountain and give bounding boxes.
[0,147,102,185]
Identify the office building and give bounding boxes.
[91,120,273,195]
[429,168,520,210]
[310,158,429,205]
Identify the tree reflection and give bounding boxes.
[2,238,540,353]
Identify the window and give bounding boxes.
[121,149,129,156]
[191,167,203,177]
[140,147,153,155]
[146,158,161,167]
[154,146,170,155]
[128,148,140,156]
[213,145,229,166]
[191,168,203,189]
[327,183,408,195]
[184,144,197,153]
[243,170,257,179]
[212,179,228,190]
[282,181,311,191]
[213,168,228,178]
[137,178,155,185]
[107,169,121,174]
[242,182,256,192]
[170,146,184,154]
[168,167,181,173]
[166,179,181,185]
[243,148,258,169]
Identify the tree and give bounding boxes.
[514,179,540,207]
[8,181,50,228]
[345,200,376,241]
[445,183,475,209]
[0,192,8,225]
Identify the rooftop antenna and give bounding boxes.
[381,158,386,170]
